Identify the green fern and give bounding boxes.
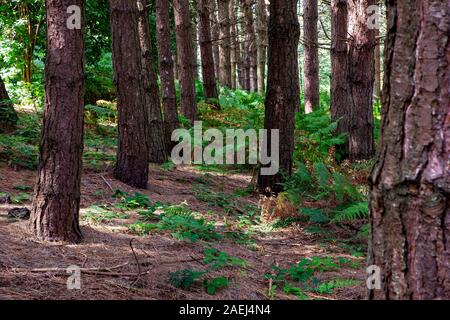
[332,202,369,222]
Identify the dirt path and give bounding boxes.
[0,164,367,300]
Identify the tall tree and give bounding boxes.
[258,0,300,193]
[229,0,238,89]
[217,0,232,87]
[0,76,18,133]
[303,0,319,113]
[330,0,350,159]
[198,0,219,105]
[209,0,221,80]
[173,0,198,123]
[369,0,450,299]
[347,0,376,160]
[110,0,149,188]
[31,0,85,242]
[256,0,267,93]
[156,0,179,149]
[374,28,381,101]
[138,0,167,163]
[241,0,258,92]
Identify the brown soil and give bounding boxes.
[0,164,367,300]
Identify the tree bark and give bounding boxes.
[210,0,221,81]
[173,0,198,123]
[256,0,267,94]
[218,0,232,87]
[369,0,450,300]
[374,28,381,101]
[258,0,300,193]
[110,0,149,189]
[156,0,179,150]
[330,0,350,159]
[347,0,376,161]
[31,0,85,243]
[138,0,167,163]
[0,76,18,133]
[198,0,219,105]
[229,0,238,89]
[241,0,258,92]
[303,0,320,113]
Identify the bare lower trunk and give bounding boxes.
[174,0,198,123]
[229,0,238,89]
[218,0,232,87]
[156,0,179,150]
[198,0,219,104]
[210,0,221,81]
[303,0,319,113]
[258,0,300,194]
[256,0,267,94]
[242,0,257,92]
[369,0,450,300]
[31,0,85,243]
[110,0,149,189]
[138,0,167,163]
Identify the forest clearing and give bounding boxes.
[0,0,449,303]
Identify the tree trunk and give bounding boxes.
[242,0,258,92]
[210,0,221,81]
[218,0,232,87]
[173,0,198,123]
[303,0,319,113]
[110,0,149,189]
[374,28,381,101]
[229,0,238,89]
[258,0,300,193]
[198,0,219,105]
[138,0,167,164]
[347,0,376,161]
[0,76,18,133]
[330,0,350,159]
[31,0,85,243]
[369,0,450,300]
[256,0,267,94]
[156,0,179,150]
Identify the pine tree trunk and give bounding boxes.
[256,0,267,94]
[110,0,149,189]
[210,0,221,81]
[173,0,198,123]
[31,0,85,243]
[242,0,257,92]
[218,0,232,87]
[330,0,350,159]
[347,0,376,161]
[0,76,18,133]
[198,0,219,105]
[369,0,450,300]
[156,0,179,150]
[258,0,300,193]
[303,0,319,113]
[229,0,238,89]
[138,0,167,163]
[374,28,381,101]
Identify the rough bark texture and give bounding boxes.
[347,0,376,161]
[303,0,320,113]
[374,28,381,101]
[229,0,238,89]
[156,0,179,150]
[369,0,450,300]
[242,0,258,92]
[110,0,149,189]
[198,0,219,104]
[210,0,221,80]
[256,0,267,93]
[31,0,85,243]
[330,0,350,158]
[258,0,300,193]
[138,0,167,163]
[218,0,232,87]
[174,0,198,123]
[0,76,18,133]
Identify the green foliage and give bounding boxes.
[314,279,362,294]
[12,192,31,204]
[85,53,115,104]
[194,184,231,208]
[83,205,129,223]
[203,248,247,270]
[13,184,32,191]
[114,192,151,210]
[168,269,206,290]
[0,134,38,169]
[203,276,229,295]
[294,108,346,164]
[331,202,369,223]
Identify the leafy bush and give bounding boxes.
[204,276,229,295]
[203,248,247,270]
[0,134,38,169]
[168,269,206,290]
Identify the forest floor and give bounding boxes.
[0,163,368,300]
